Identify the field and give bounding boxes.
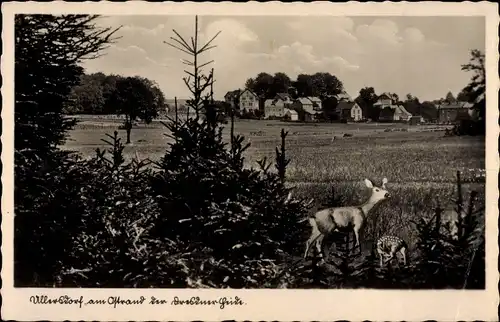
[61,115,486,255]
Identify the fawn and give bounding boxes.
[376,235,408,267]
[303,178,390,260]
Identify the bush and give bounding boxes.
[409,174,484,289]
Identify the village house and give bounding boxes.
[264,97,285,119]
[284,108,299,121]
[336,101,363,121]
[379,105,413,122]
[373,92,398,109]
[275,92,294,107]
[293,97,322,114]
[238,89,260,112]
[437,101,474,124]
[224,90,241,109]
[307,96,322,110]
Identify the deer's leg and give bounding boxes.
[319,234,332,262]
[304,230,322,260]
[315,235,324,256]
[399,248,407,266]
[315,234,327,264]
[377,248,385,267]
[353,227,362,254]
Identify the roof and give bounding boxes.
[337,101,358,111]
[378,92,393,100]
[306,96,322,103]
[265,98,286,107]
[335,92,352,101]
[284,108,298,115]
[379,105,411,118]
[438,101,474,109]
[297,97,313,104]
[240,88,258,98]
[276,92,292,101]
[397,105,412,116]
[224,89,241,99]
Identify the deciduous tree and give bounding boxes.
[65,74,106,114]
[294,74,314,97]
[272,72,292,95]
[245,72,274,99]
[310,72,343,98]
[356,87,379,121]
[110,76,165,143]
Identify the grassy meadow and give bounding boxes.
[61,115,486,256]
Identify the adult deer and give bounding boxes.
[303,178,390,260]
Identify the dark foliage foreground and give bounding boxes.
[15,109,485,289]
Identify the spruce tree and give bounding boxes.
[14,14,119,286]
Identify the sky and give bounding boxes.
[82,15,485,102]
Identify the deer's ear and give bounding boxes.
[364,178,373,188]
[382,177,388,187]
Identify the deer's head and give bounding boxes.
[364,177,390,202]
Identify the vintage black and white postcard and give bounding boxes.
[1,1,499,321]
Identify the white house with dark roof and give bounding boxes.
[337,101,363,121]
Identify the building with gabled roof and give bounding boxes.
[238,89,259,112]
[224,89,241,109]
[337,101,363,121]
[264,97,285,119]
[379,105,413,122]
[437,101,475,123]
[275,92,294,106]
[293,96,322,114]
